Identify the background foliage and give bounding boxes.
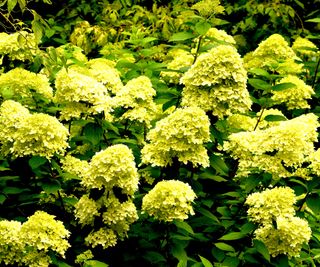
[0,0,320,266]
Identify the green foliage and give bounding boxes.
[0,0,320,266]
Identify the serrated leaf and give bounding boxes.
[3,187,30,194]
[83,123,103,145]
[248,78,271,90]
[84,260,109,267]
[174,220,194,235]
[41,180,61,194]
[143,251,166,263]
[214,242,235,252]
[263,115,287,122]
[199,255,213,267]
[7,0,17,13]
[197,207,220,223]
[253,239,270,262]
[219,232,245,241]
[198,173,227,182]
[210,154,229,175]
[271,82,296,91]
[169,31,197,42]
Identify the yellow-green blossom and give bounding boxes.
[271,75,314,109]
[223,113,319,178]
[85,228,118,249]
[11,113,69,159]
[141,107,211,167]
[142,180,197,222]
[0,68,53,106]
[292,37,319,59]
[204,28,236,45]
[160,49,194,84]
[180,45,251,118]
[0,31,38,62]
[191,0,224,17]
[244,34,303,74]
[20,211,70,257]
[74,195,101,225]
[75,250,94,265]
[255,216,311,258]
[61,154,90,179]
[83,144,139,195]
[114,76,158,126]
[246,187,296,224]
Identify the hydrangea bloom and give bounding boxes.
[74,195,101,225]
[245,187,296,224]
[85,228,118,249]
[0,68,53,105]
[113,76,158,126]
[254,216,311,258]
[142,180,197,222]
[292,37,319,59]
[61,154,90,179]
[160,49,194,84]
[223,113,319,178]
[141,107,211,167]
[180,45,251,118]
[244,34,303,74]
[0,211,70,267]
[204,28,236,45]
[20,211,70,257]
[11,113,69,158]
[0,101,69,158]
[0,31,38,62]
[75,250,94,265]
[191,0,224,17]
[82,144,139,195]
[271,75,314,109]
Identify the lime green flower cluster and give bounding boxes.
[0,211,70,267]
[113,76,158,126]
[244,34,303,74]
[191,0,224,18]
[292,37,319,59]
[63,144,139,249]
[0,100,69,158]
[223,113,319,179]
[142,180,197,222]
[180,45,252,118]
[271,75,314,109]
[246,187,311,257]
[141,106,211,167]
[0,31,38,62]
[204,28,236,45]
[0,68,53,106]
[54,67,113,120]
[160,49,194,84]
[75,250,94,265]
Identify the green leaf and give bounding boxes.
[248,68,270,77]
[143,251,166,263]
[3,187,30,194]
[197,207,220,223]
[169,31,197,42]
[174,220,194,235]
[162,98,177,111]
[222,257,240,267]
[199,255,213,267]
[219,232,245,241]
[29,156,47,169]
[7,0,17,12]
[41,180,61,194]
[209,154,229,175]
[248,78,271,90]
[198,172,227,182]
[83,123,103,145]
[306,18,320,23]
[271,82,296,91]
[0,194,6,204]
[214,242,235,252]
[195,21,211,35]
[84,260,109,267]
[17,0,26,10]
[306,193,320,214]
[263,115,287,122]
[253,239,270,262]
